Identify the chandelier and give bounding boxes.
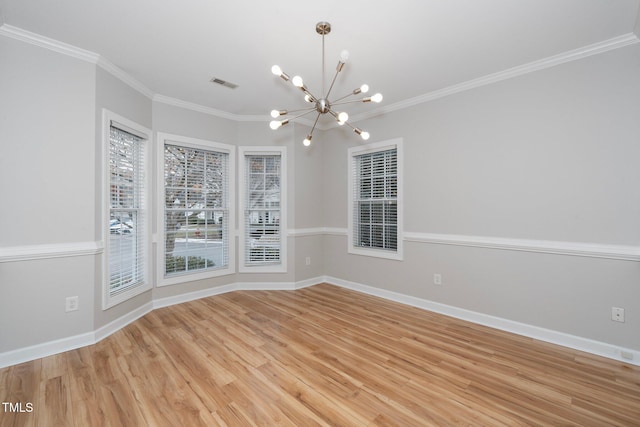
[270,21,383,146]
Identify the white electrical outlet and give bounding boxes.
[611,307,625,323]
[66,296,79,312]
[305,256,311,266]
[433,273,442,285]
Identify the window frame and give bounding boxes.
[348,138,403,261]
[102,109,152,309]
[238,146,287,273]
[156,133,236,286]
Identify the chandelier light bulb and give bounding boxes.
[371,93,383,103]
[360,84,369,93]
[292,76,304,87]
[270,110,280,118]
[340,50,350,62]
[338,111,349,124]
[271,65,282,76]
[269,120,282,130]
[303,135,312,146]
[361,131,370,140]
[304,94,313,103]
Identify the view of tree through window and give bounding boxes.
[109,126,145,294]
[164,144,229,276]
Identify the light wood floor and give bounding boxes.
[1,284,639,426]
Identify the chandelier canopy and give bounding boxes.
[270,22,382,146]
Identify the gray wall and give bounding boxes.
[0,36,96,351]
[1,31,638,359]
[321,43,640,351]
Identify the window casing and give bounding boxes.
[157,133,235,286]
[239,146,287,272]
[348,139,403,260]
[103,110,151,309]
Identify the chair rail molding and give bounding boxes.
[0,241,103,263]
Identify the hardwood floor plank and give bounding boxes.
[1,283,639,426]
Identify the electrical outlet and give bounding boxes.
[433,273,442,285]
[66,296,79,312]
[611,307,625,323]
[305,256,311,266]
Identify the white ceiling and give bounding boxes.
[1,0,639,121]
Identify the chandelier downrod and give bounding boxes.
[270,21,382,146]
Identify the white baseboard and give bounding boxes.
[94,301,154,342]
[0,331,95,369]
[153,284,237,309]
[0,277,324,368]
[324,276,640,366]
[2,275,637,368]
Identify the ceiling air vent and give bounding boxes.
[210,77,238,89]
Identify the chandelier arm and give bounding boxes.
[324,65,343,101]
[308,112,322,138]
[279,106,318,115]
[287,108,319,121]
[340,120,356,131]
[331,91,358,104]
[330,98,370,107]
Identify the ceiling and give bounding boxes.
[1,0,639,121]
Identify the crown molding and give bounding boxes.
[97,56,154,99]
[0,24,99,63]
[351,32,640,122]
[153,94,241,121]
[3,24,638,125]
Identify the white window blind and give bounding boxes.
[244,153,282,266]
[109,125,146,296]
[352,148,398,252]
[163,144,229,276]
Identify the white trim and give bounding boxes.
[0,277,322,368]
[156,133,236,287]
[0,24,99,63]
[93,301,154,342]
[288,228,325,237]
[2,275,637,368]
[350,33,640,123]
[0,331,95,370]
[153,284,237,309]
[153,95,242,122]
[97,57,154,99]
[322,229,640,262]
[323,227,348,236]
[0,241,103,263]
[3,24,637,124]
[324,276,640,366]
[404,232,640,262]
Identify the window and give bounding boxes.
[239,146,287,272]
[103,110,151,308]
[158,134,235,285]
[348,139,403,260]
